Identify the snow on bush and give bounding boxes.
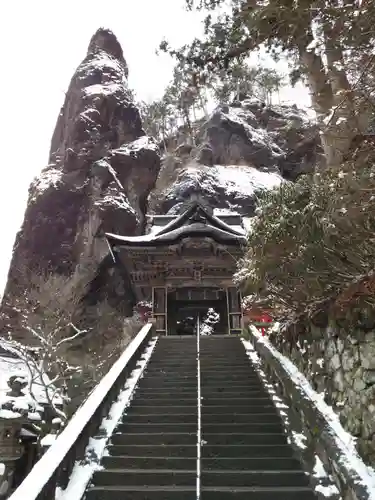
[200,308,220,336]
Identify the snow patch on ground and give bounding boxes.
[56,337,157,500]
[243,330,375,498]
[313,456,341,497]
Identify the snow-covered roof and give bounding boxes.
[106,202,247,248]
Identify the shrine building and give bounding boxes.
[105,199,247,336]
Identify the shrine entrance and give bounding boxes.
[167,288,228,335]
[106,200,246,337]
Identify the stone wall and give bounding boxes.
[248,328,374,500]
[270,316,375,465]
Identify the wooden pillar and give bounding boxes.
[226,286,243,335]
[152,286,168,336]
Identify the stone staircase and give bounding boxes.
[85,335,316,499]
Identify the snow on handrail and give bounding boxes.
[9,322,153,500]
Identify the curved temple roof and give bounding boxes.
[106,202,247,248]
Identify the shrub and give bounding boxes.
[237,141,375,320]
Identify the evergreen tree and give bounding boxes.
[161,0,375,165]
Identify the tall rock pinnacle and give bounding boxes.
[0,29,160,359]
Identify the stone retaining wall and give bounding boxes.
[248,328,375,500]
[269,318,375,464]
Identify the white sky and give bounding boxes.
[0,0,311,296]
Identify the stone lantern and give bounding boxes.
[0,375,41,498]
[0,415,25,498]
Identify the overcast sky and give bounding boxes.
[0,0,311,296]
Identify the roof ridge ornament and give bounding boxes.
[178,192,213,216]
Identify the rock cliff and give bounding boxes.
[0,29,160,354]
[151,100,323,216]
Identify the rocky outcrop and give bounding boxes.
[0,29,160,348]
[151,100,323,216]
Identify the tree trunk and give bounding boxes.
[321,12,372,166]
[320,18,360,165]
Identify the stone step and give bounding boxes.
[101,455,303,472]
[101,456,197,470]
[203,422,283,433]
[201,371,255,376]
[201,391,268,398]
[134,390,198,398]
[130,398,197,406]
[91,468,310,489]
[142,376,198,383]
[200,382,264,389]
[201,433,288,446]
[201,413,280,424]
[85,486,197,500]
[91,469,196,487]
[111,433,197,446]
[200,488,317,500]
[116,423,198,434]
[148,358,197,363]
[138,381,198,389]
[121,414,198,424]
[144,373,197,378]
[107,444,197,457]
[201,456,303,471]
[202,470,310,488]
[201,398,271,406]
[200,375,260,382]
[126,405,198,415]
[116,422,283,434]
[85,486,316,500]
[201,404,276,414]
[131,390,266,399]
[201,444,295,458]
[145,367,196,372]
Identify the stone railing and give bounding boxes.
[8,322,154,500]
[247,326,375,500]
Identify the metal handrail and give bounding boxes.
[196,315,201,500]
[9,322,154,500]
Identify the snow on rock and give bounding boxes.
[83,82,124,98]
[56,337,157,500]
[244,329,375,498]
[112,135,159,157]
[163,163,283,217]
[215,164,283,195]
[153,100,321,217]
[30,167,63,201]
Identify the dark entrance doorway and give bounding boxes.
[167,288,228,335]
